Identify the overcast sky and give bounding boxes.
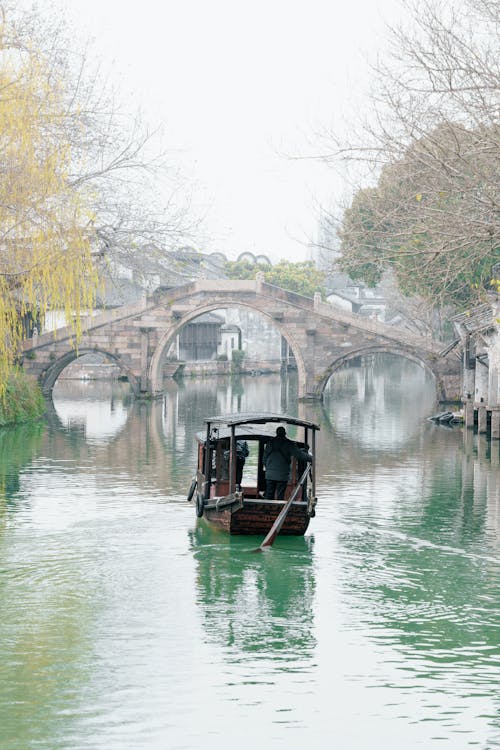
[45,0,404,260]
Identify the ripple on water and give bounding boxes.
[1,371,500,750]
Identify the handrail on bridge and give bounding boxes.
[22,278,446,357]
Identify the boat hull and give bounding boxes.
[203,498,310,535]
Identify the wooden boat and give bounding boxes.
[187,412,319,536]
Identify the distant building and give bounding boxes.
[177,313,226,361]
[218,324,242,359]
[235,251,272,266]
[225,308,281,361]
[326,273,387,321]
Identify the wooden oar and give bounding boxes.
[258,465,311,550]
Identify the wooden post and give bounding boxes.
[464,394,474,429]
[204,422,212,499]
[311,428,316,501]
[491,408,500,440]
[229,425,236,493]
[478,399,487,434]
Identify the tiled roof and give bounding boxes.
[451,303,495,334]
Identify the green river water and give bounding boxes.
[0,355,498,749]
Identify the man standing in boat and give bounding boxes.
[263,426,311,500]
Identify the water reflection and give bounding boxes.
[190,523,316,667]
[52,380,133,443]
[0,565,96,750]
[318,357,500,743]
[0,422,44,508]
[323,355,438,452]
[0,359,499,748]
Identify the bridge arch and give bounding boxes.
[38,347,140,397]
[315,346,447,402]
[148,300,307,396]
[21,280,460,402]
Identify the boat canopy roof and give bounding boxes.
[203,412,320,430]
[196,424,280,442]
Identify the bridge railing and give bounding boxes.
[312,297,441,352]
[22,277,447,358]
[21,294,151,351]
[256,280,443,354]
[258,281,315,309]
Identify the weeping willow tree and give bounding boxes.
[0,11,98,393]
[0,0,199,400]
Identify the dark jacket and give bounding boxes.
[263,436,311,481]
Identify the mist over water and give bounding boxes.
[0,356,499,749]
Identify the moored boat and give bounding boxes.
[187,412,319,536]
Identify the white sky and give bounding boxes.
[44,0,404,260]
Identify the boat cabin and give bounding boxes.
[190,412,319,535]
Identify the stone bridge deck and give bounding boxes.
[22,279,461,401]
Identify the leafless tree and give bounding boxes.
[319,0,499,309]
[5,2,200,278]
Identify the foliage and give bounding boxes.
[374,271,455,339]
[231,349,245,373]
[323,0,500,310]
[0,9,98,391]
[0,420,44,508]
[3,2,196,298]
[0,3,196,396]
[224,260,265,281]
[0,370,45,427]
[224,260,325,298]
[338,123,500,306]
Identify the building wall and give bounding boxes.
[178,322,221,361]
[225,308,281,360]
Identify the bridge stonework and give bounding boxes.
[21,279,461,401]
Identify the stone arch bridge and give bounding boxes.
[21,279,461,401]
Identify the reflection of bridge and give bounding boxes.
[22,279,461,400]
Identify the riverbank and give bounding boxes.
[55,358,293,381]
[0,369,45,427]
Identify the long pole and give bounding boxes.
[258,465,311,550]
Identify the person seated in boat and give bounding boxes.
[263,426,311,500]
[221,439,249,487]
